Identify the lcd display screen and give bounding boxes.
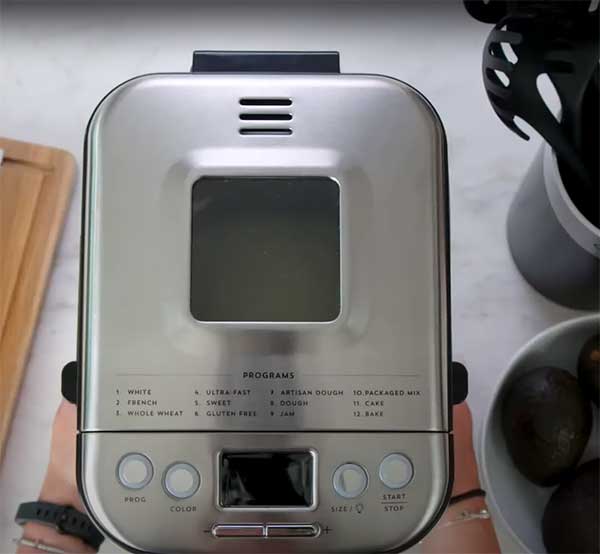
[190,176,340,322]
[220,451,314,508]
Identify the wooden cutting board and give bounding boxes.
[0,137,75,461]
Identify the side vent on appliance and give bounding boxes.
[239,98,293,136]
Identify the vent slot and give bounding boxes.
[240,98,292,106]
[239,113,292,121]
[239,128,292,136]
[239,97,293,135]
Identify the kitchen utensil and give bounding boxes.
[480,314,599,553]
[464,1,596,25]
[463,0,508,24]
[574,65,600,225]
[549,17,598,156]
[482,6,598,194]
[0,137,75,461]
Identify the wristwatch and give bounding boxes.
[15,501,104,549]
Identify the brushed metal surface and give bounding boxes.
[80,73,449,433]
[79,72,450,553]
[80,432,450,553]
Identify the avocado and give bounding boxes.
[542,459,599,554]
[502,367,592,486]
[578,334,600,407]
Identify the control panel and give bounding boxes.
[80,432,450,553]
[116,453,414,503]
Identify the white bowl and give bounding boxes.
[480,314,599,554]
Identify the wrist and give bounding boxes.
[19,522,97,554]
[435,495,490,532]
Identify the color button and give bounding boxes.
[332,463,368,498]
[379,453,414,489]
[163,463,200,499]
[117,453,153,490]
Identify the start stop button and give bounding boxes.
[379,453,414,489]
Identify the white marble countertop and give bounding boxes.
[0,2,586,552]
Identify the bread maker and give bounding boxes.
[71,51,466,553]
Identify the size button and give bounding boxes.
[379,453,413,489]
[332,463,368,499]
[117,453,153,490]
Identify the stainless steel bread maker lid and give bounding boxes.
[75,51,463,554]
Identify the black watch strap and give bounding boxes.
[15,501,104,549]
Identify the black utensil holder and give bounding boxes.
[507,143,599,310]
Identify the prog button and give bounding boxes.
[332,463,368,499]
[117,453,153,490]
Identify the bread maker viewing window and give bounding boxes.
[190,176,341,323]
[67,51,468,554]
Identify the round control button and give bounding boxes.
[163,463,200,500]
[117,453,153,490]
[332,463,368,499]
[379,453,414,489]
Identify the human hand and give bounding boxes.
[422,403,499,553]
[451,402,481,496]
[16,401,96,554]
[38,400,83,511]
